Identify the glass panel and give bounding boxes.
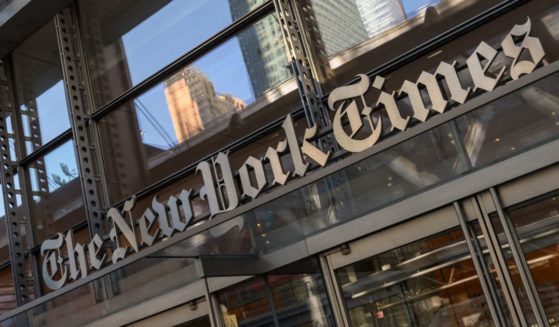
[217,276,274,326]
[98,13,295,203]
[317,1,559,93]
[456,74,559,168]
[336,228,495,327]
[217,259,334,327]
[78,0,272,107]
[26,257,198,326]
[28,141,86,244]
[0,266,16,316]
[507,194,559,324]
[11,21,70,154]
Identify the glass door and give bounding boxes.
[324,206,498,327]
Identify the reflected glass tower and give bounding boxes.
[164,66,246,143]
[230,0,291,97]
[355,0,407,38]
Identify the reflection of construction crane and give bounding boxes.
[134,99,177,148]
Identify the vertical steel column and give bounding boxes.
[319,254,350,326]
[489,188,550,327]
[454,201,506,327]
[53,8,109,237]
[473,196,527,327]
[0,62,30,311]
[273,0,332,130]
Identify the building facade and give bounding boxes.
[0,0,557,326]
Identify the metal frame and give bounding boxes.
[454,201,507,326]
[489,188,550,327]
[53,8,109,237]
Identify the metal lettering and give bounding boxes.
[167,189,194,233]
[87,234,105,271]
[152,195,173,238]
[328,74,383,153]
[372,76,409,131]
[399,71,448,122]
[107,207,139,264]
[467,41,505,92]
[502,18,545,80]
[41,233,66,290]
[65,230,88,280]
[436,61,470,104]
[197,152,239,218]
[239,156,267,199]
[301,124,331,167]
[264,140,290,186]
[139,208,158,246]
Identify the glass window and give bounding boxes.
[456,73,559,168]
[98,13,296,203]
[310,1,558,92]
[78,0,272,107]
[0,266,16,315]
[28,141,85,244]
[336,228,495,326]
[11,21,70,155]
[217,259,334,327]
[507,194,559,323]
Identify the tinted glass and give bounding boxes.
[508,194,559,323]
[98,14,295,202]
[28,141,85,244]
[12,21,70,154]
[336,228,495,326]
[78,0,271,107]
[0,267,16,315]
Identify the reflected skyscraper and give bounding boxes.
[309,0,369,56]
[164,66,246,143]
[230,0,291,97]
[355,0,407,37]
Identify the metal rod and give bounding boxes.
[489,187,550,327]
[454,201,505,326]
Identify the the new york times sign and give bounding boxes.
[41,19,545,290]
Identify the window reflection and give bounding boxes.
[28,141,85,244]
[507,194,559,324]
[336,228,495,326]
[99,14,294,202]
[456,73,559,168]
[217,259,334,327]
[78,0,272,107]
[0,267,16,316]
[12,21,70,154]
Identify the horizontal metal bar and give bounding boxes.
[17,128,73,167]
[89,1,274,122]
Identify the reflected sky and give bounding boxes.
[121,0,237,85]
[34,80,71,145]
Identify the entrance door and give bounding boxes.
[323,205,499,327]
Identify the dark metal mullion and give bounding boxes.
[6,54,39,301]
[89,0,274,122]
[473,196,526,327]
[489,188,550,327]
[17,128,72,167]
[454,201,505,327]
